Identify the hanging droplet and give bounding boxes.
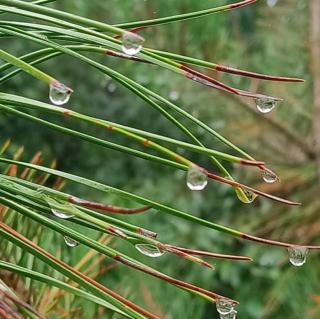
[287,246,308,267]
[235,187,256,204]
[121,32,144,56]
[52,209,74,219]
[64,236,79,248]
[255,96,280,114]
[49,81,73,106]
[186,165,208,191]
[220,309,238,319]
[135,244,165,258]
[262,170,278,184]
[216,298,234,315]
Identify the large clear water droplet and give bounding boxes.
[235,187,256,204]
[46,197,75,219]
[255,96,280,113]
[220,309,238,319]
[262,170,278,184]
[288,246,308,267]
[121,32,144,56]
[52,209,74,219]
[49,81,72,106]
[135,244,165,258]
[64,236,79,248]
[216,298,234,315]
[186,165,208,191]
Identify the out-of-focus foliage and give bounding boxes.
[1,1,319,318]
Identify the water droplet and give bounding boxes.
[121,32,144,56]
[49,81,72,106]
[135,244,164,258]
[216,298,234,315]
[267,0,278,7]
[64,236,79,248]
[169,91,179,101]
[107,82,117,93]
[220,309,238,319]
[52,209,74,219]
[262,170,278,183]
[235,188,256,203]
[288,246,308,267]
[255,96,280,113]
[46,197,76,219]
[186,165,208,191]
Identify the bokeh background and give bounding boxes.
[1,0,320,318]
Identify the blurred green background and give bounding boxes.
[1,0,320,318]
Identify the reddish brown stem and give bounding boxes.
[162,245,215,269]
[215,65,304,83]
[168,245,252,261]
[114,255,237,304]
[230,0,257,9]
[69,196,152,215]
[241,233,320,249]
[240,159,265,167]
[181,65,239,94]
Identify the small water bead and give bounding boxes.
[288,246,308,267]
[49,81,73,106]
[220,309,237,319]
[121,32,144,56]
[186,165,208,191]
[52,209,74,219]
[267,0,278,7]
[262,170,278,184]
[255,96,280,114]
[107,82,117,93]
[169,91,179,101]
[64,236,79,248]
[216,298,234,315]
[135,244,165,258]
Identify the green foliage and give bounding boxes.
[0,1,319,318]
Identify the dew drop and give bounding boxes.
[64,236,79,248]
[49,81,73,106]
[52,209,74,219]
[107,82,117,93]
[267,0,278,7]
[216,298,234,315]
[220,309,238,319]
[169,91,179,101]
[262,170,278,184]
[121,32,144,56]
[288,246,308,267]
[186,165,208,191]
[135,244,165,258]
[235,188,256,204]
[255,96,279,113]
